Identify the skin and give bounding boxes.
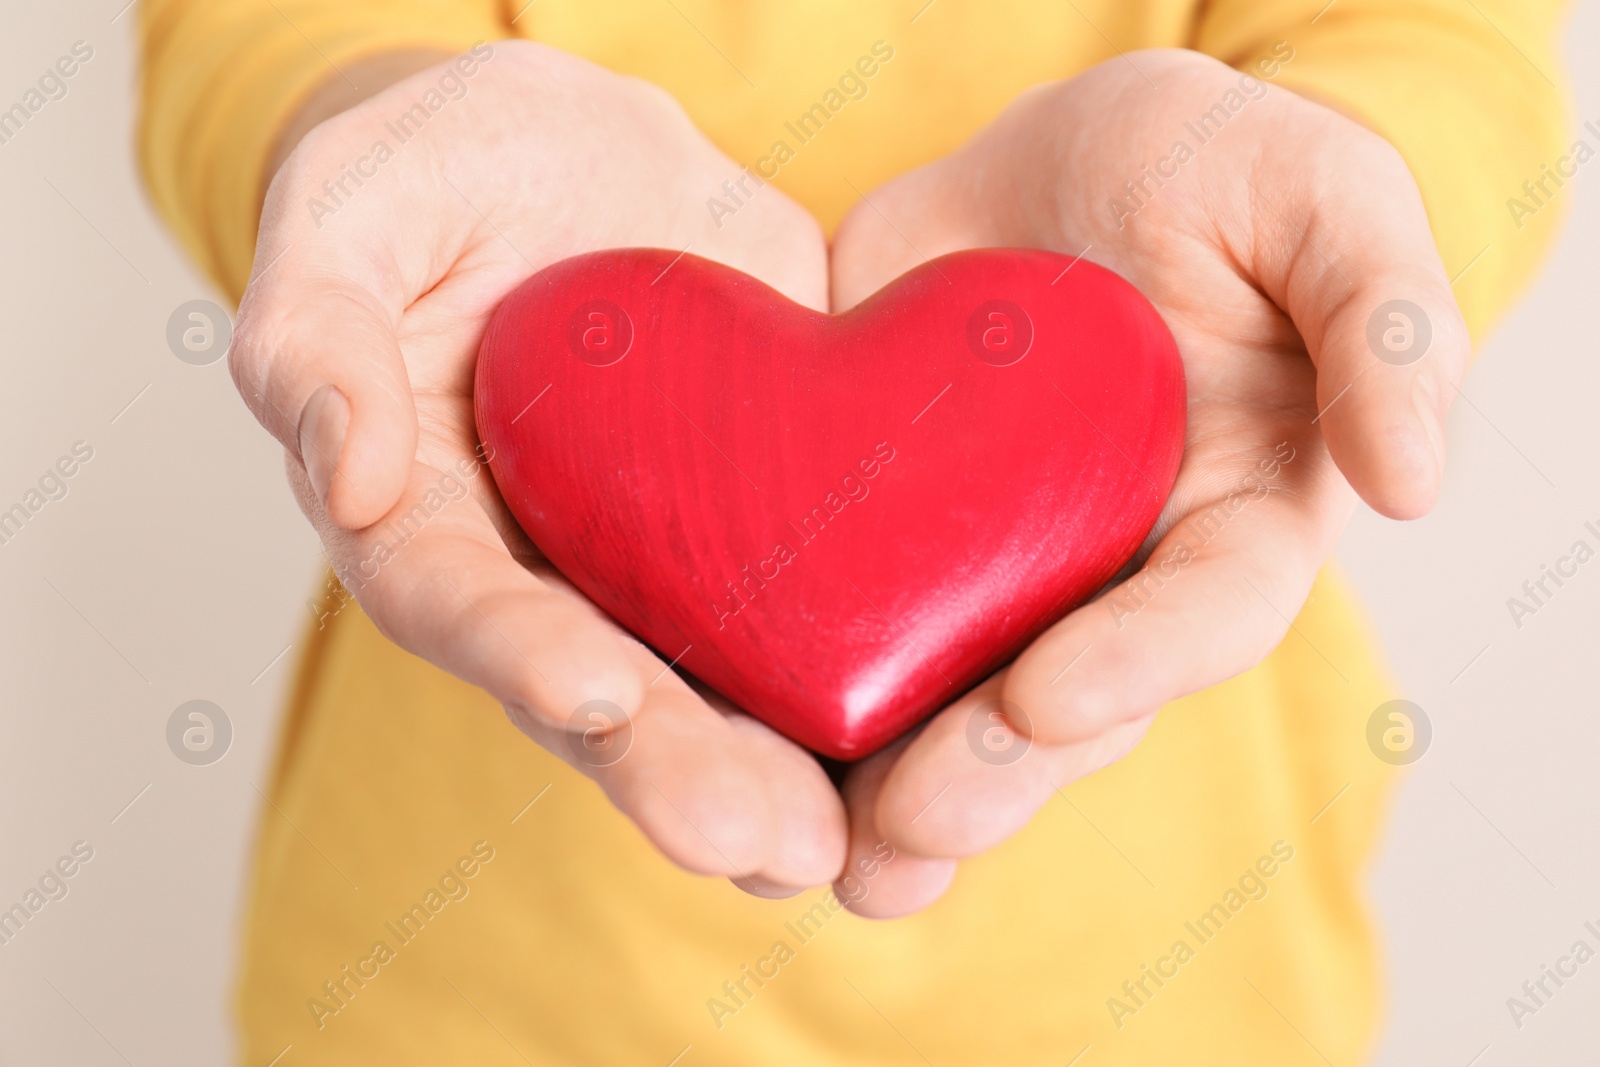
[243,42,842,896]
[239,44,1467,917]
[827,49,1468,915]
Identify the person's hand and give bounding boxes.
[826,48,1469,916]
[233,42,845,897]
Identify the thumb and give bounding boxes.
[231,246,417,529]
[1251,130,1470,520]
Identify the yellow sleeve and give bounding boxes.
[1197,0,1573,340]
[137,0,509,301]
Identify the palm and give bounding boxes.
[235,42,844,895]
[824,48,1466,914]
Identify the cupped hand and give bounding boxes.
[826,48,1469,916]
[233,42,844,897]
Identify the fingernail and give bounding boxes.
[299,384,350,507]
[739,875,806,900]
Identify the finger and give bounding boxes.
[508,652,776,879]
[293,451,840,883]
[1249,121,1470,520]
[288,454,645,727]
[232,193,422,530]
[514,639,844,884]
[835,737,957,919]
[720,711,849,889]
[1004,440,1353,745]
[234,93,484,530]
[874,672,1154,858]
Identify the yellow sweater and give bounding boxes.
[139,2,1569,1063]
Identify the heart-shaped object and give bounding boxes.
[475,248,1184,760]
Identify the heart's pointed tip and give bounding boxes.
[790,706,918,763]
[809,737,883,763]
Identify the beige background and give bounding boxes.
[1,2,1596,1063]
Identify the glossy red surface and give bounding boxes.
[475,248,1185,759]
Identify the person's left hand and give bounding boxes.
[824,48,1470,916]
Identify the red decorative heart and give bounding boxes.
[475,248,1184,760]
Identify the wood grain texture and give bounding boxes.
[475,248,1184,759]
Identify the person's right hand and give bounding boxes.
[233,41,844,897]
